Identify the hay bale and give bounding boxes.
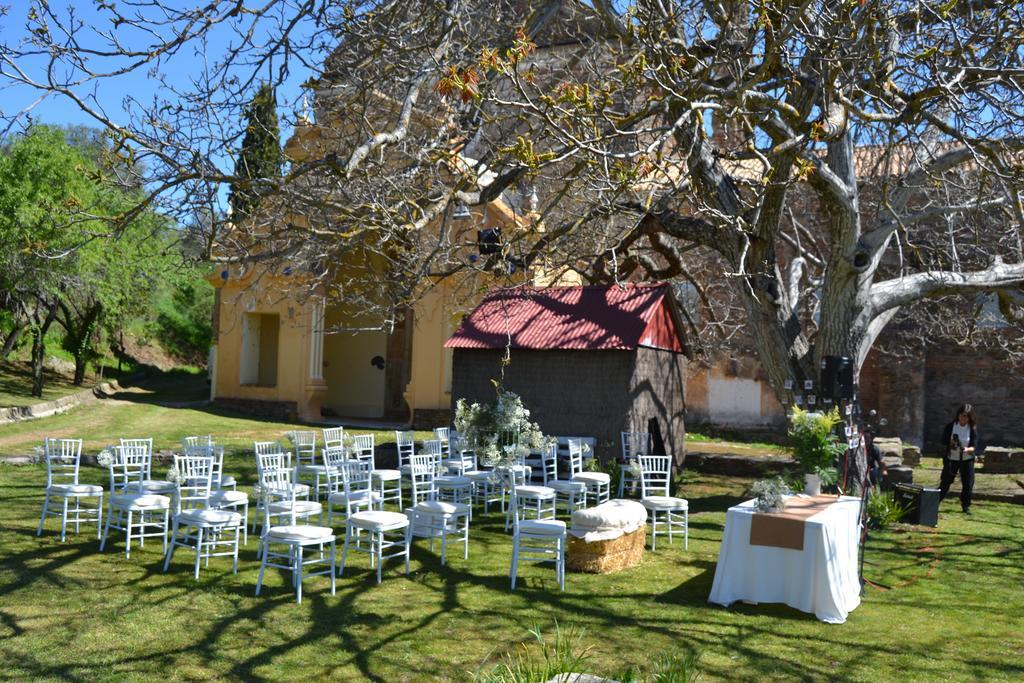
[567,527,645,574]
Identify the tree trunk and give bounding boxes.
[30,304,59,398]
[1,322,25,358]
[73,356,88,386]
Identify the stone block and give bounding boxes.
[982,447,1024,474]
[901,445,921,467]
[873,437,903,461]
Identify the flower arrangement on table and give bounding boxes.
[453,388,551,469]
[751,477,792,513]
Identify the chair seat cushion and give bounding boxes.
[209,490,249,506]
[348,510,409,531]
[266,524,335,543]
[548,480,587,494]
[178,508,243,527]
[328,490,381,505]
[371,469,401,481]
[112,492,171,510]
[435,476,471,488]
[298,464,328,474]
[642,496,688,511]
[411,500,470,516]
[216,474,237,488]
[518,519,566,536]
[515,485,556,498]
[466,471,495,482]
[127,480,177,494]
[574,472,611,485]
[268,500,323,516]
[50,483,103,496]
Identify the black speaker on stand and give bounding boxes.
[821,355,855,402]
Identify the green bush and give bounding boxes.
[866,489,909,530]
[147,277,213,362]
[788,407,845,487]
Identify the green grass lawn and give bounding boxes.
[2,374,1023,680]
[1,457,1022,681]
[0,373,430,457]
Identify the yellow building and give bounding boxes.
[206,195,545,424]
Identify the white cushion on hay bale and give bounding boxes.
[567,499,647,573]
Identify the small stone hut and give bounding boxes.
[445,284,690,467]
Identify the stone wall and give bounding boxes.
[213,397,298,421]
[451,347,686,463]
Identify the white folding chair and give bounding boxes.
[639,455,688,550]
[100,444,171,558]
[183,435,236,490]
[433,427,450,458]
[509,481,566,591]
[256,458,336,603]
[619,431,651,497]
[258,449,322,528]
[339,455,412,584]
[119,437,175,495]
[290,430,327,499]
[404,454,470,566]
[325,455,382,526]
[36,438,103,541]
[163,454,244,579]
[350,433,401,509]
[548,446,589,516]
[572,438,611,506]
[253,442,315,534]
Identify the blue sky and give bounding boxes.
[1,0,319,201]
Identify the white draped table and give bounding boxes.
[708,495,862,624]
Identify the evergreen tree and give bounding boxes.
[229,83,281,222]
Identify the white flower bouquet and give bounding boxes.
[96,448,115,468]
[454,389,552,468]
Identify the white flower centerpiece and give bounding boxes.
[454,389,551,480]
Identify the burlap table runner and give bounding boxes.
[749,495,839,551]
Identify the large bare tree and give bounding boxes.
[3,0,1023,397]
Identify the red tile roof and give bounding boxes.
[444,284,685,352]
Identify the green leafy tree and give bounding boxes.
[229,83,282,223]
[0,126,101,395]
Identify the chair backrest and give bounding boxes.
[288,431,317,466]
[254,440,285,475]
[408,453,436,505]
[350,434,375,466]
[395,430,416,467]
[120,438,154,477]
[183,435,213,454]
[43,438,83,487]
[639,455,671,497]
[322,426,345,451]
[621,431,651,461]
[109,444,148,493]
[174,454,214,512]
[421,439,443,470]
[433,427,450,455]
[259,456,298,528]
[340,459,373,495]
[323,446,348,493]
[449,433,476,472]
[566,439,585,478]
[540,442,559,484]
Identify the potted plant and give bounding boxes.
[788,406,845,495]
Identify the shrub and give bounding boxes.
[472,622,591,683]
[788,407,845,487]
[866,489,909,530]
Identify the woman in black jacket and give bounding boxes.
[938,403,981,514]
